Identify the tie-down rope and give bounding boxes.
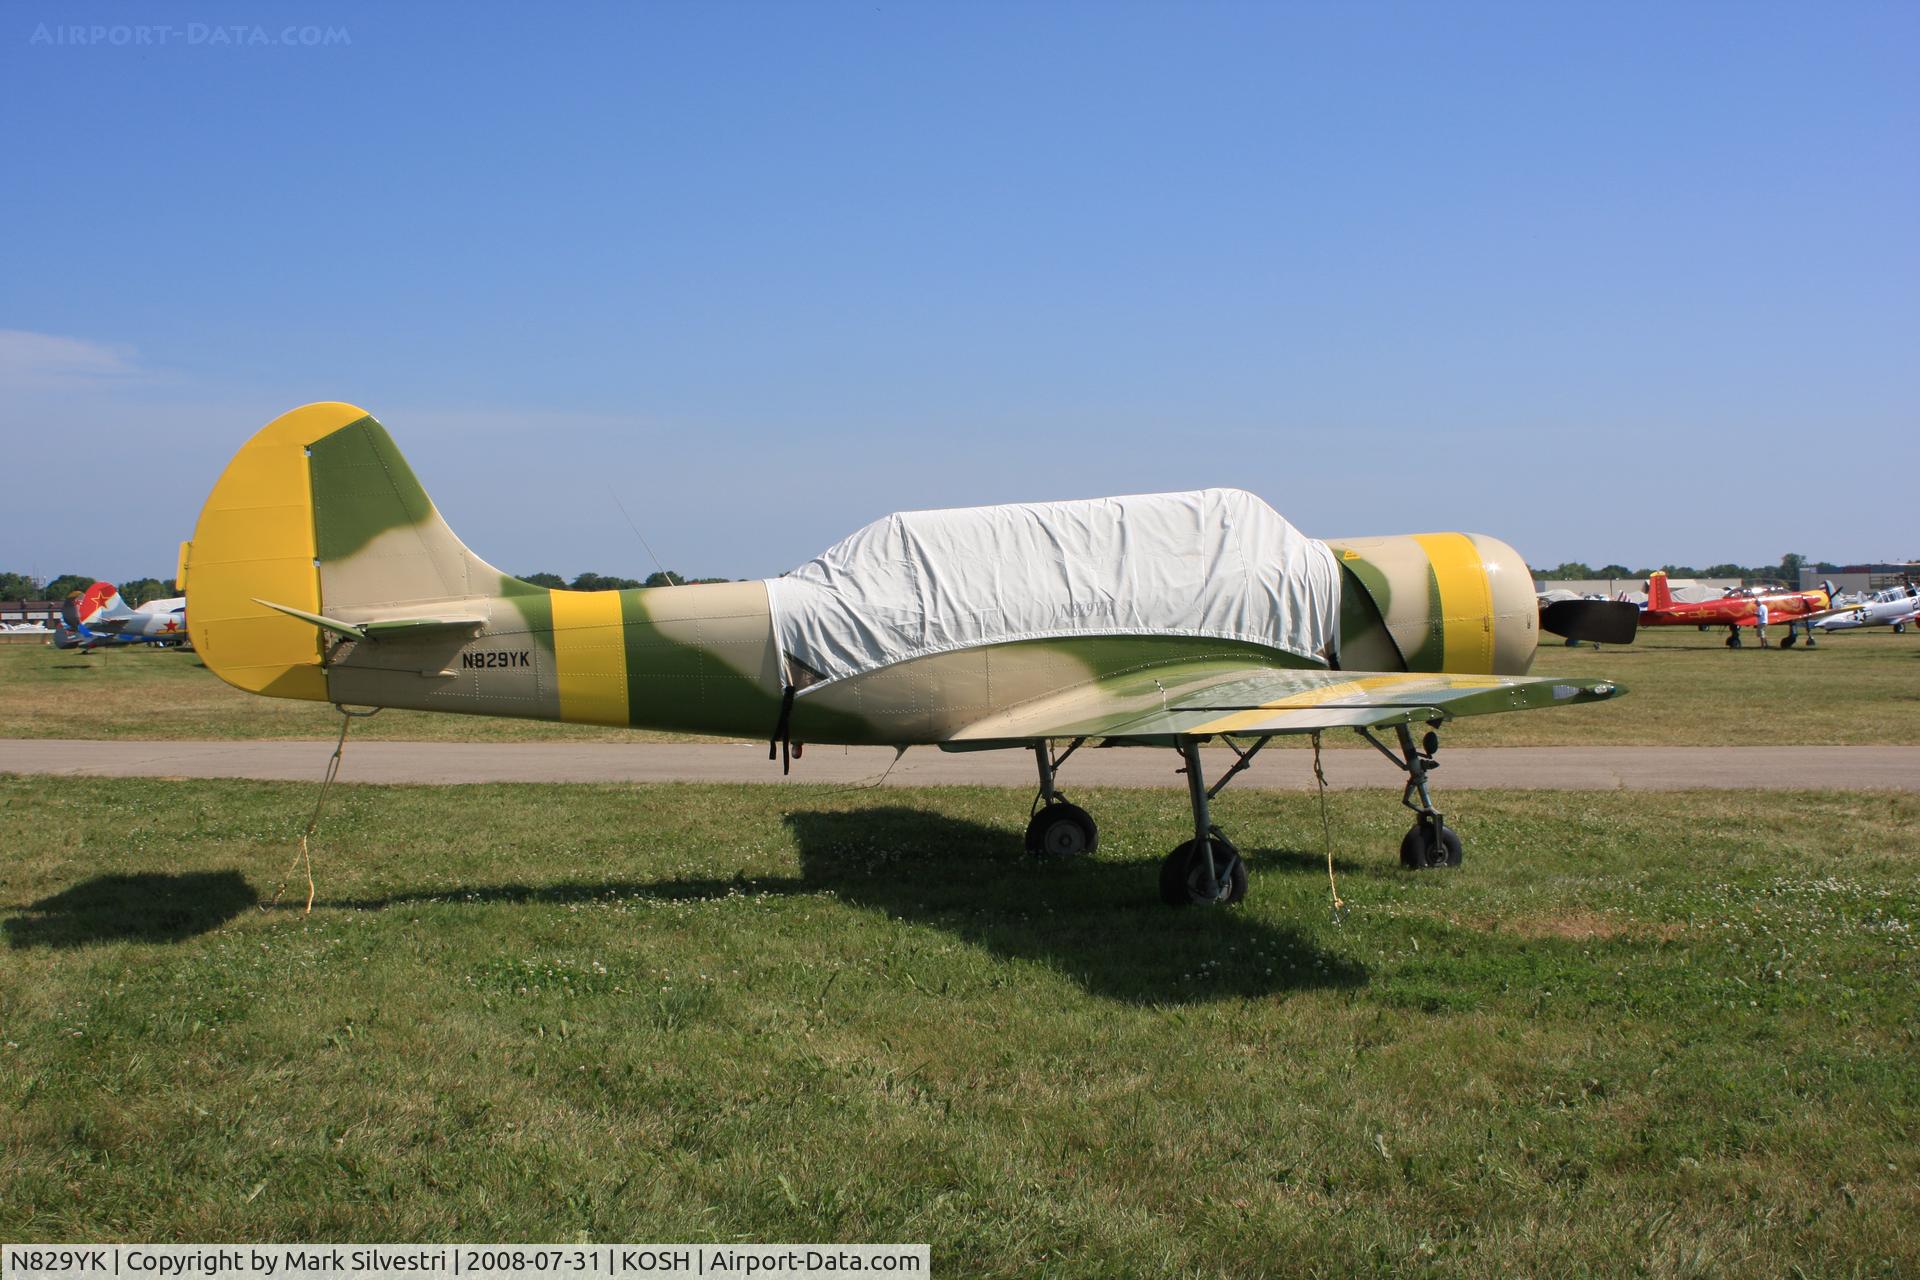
[1312,731,1345,924]
[262,704,379,915]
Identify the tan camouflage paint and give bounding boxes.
[185,406,1557,748]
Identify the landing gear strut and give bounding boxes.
[1360,722,1462,870]
[1159,737,1254,906]
[1025,738,1097,857]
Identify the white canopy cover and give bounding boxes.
[765,488,1340,689]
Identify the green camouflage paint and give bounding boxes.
[309,416,437,563]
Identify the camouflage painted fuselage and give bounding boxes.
[183,405,1544,745]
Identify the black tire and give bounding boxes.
[1399,823,1463,870]
[1025,803,1098,857]
[1158,835,1247,906]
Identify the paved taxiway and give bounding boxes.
[2,739,1915,790]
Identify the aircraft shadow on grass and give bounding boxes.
[304,806,1368,1005]
[4,870,257,949]
[4,812,1370,1004]
[771,806,1369,1004]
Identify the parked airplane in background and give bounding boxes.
[180,403,1634,908]
[1808,582,1919,635]
[53,582,190,652]
[1637,571,1832,648]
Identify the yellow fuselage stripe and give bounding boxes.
[1413,532,1494,674]
[550,590,629,725]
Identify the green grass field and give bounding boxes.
[3,625,1917,746]
[0,644,672,742]
[2,777,1915,1274]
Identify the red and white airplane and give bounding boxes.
[53,582,190,652]
[1638,571,1833,648]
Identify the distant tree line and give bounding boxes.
[0,572,179,603]
[517,571,736,590]
[0,568,734,603]
[3,557,1853,603]
[1531,554,1832,584]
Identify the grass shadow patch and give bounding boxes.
[5,870,257,948]
[783,805,1367,1004]
[1241,844,1378,878]
[292,802,1370,1005]
[311,874,807,912]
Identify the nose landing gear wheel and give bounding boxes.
[1025,802,1098,857]
[1399,822,1462,870]
[1159,834,1247,906]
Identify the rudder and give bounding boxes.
[182,403,510,699]
[1645,571,1673,612]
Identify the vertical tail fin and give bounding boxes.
[74,582,129,626]
[56,584,124,648]
[1645,571,1673,611]
[182,403,515,699]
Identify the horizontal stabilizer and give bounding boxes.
[360,616,488,638]
[253,598,363,638]
[1541,599,1639,645]
[253,598,485,641]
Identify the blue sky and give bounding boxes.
[3,0,1914,584]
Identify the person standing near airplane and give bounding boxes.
[1755,600,1770,648]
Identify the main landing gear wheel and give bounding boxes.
[1025,802,1098,857]
[1159,834,1247,907]
[1359,723,1463,873]
[1154,735,1269,907]
[1399,822,1462,870]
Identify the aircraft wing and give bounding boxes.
[941,663,1623,747]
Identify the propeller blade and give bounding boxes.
[1541,599,1640,645]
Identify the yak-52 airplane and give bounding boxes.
[53,582,190,652]
[180,404,1634,907]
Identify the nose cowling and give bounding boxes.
[1326,532,1539,676]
